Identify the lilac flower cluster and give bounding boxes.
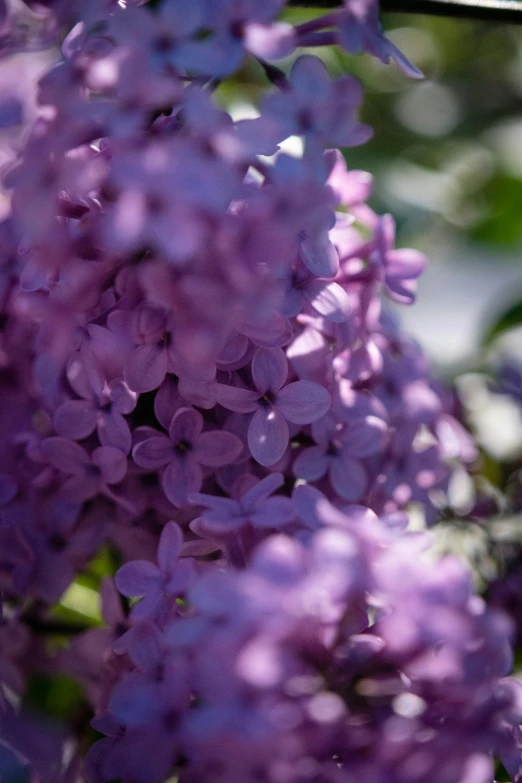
[0,0,520,781]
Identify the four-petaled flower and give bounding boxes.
[212,347,331,466]
[132,407,243,506]
[190,472,295,534]
[115,522,195,623]
[293,413,387,501]
[41,438,128,503]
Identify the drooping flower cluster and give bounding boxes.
[0,1,520,781]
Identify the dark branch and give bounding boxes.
[288,0,522,24]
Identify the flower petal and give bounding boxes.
[386,248,427,281]
[124,344,168,393]
[300,234,339,279]
[132,435,173,470]
[193,431,243,467]
[169,407,203,445]
[242,472,284,509]
[304,280,350,323]
[240,313,293,348]
[250,496,295,528]
[290,54,330,102]
[162,456,202,507]
[251,347,288,395]
[154,377,182,431]
[329,457,367,502]
[157,521,183,574]
[41,437,89,475]
[212,383,260,413]
[115,561,161,597]
[292,484,325,529]
[53,401,97,441]
[341,416,387,458]
[189,492,239,515]
[165,558,194,595]
[293,446,329,481]
[114,621,163,670]
[248,408,289,466]
[98,410,132,454]
[92,447,127,484]
[276,381,331,424]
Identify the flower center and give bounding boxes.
[175,439,192,454]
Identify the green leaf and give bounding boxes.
[483,298,522,347]
[24,674,85,721]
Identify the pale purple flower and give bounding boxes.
[335,0,423,79]
[292,482,378,531]
[262,55,372,151]
[279,259,351,322]
[371,214,428,304]
[271,152,340,279]
[212,347,331,466]
[326,148,373,208]
[115,522,194,622]
[132,407,243,506]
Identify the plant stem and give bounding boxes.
[288,0,522,24]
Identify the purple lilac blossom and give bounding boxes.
[212,347,331,466]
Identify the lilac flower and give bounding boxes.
[292,482,380,532]
[293,412,387,501]
[41,437,127,503]
[54,377,137,454]
[262,55,372,151]
[335,0,424,79]
[190,472,294,535]
[132,407,243,506]
[371,214,428,304]
[279,258,351,322]
[265,153,341,278]
[212,347,331,466]
[124,305,216,394]
[115,522,194,623]
[202,0,294,75]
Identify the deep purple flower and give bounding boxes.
[132,407,243,506]
[54,377,137,454]
[41,437,127,502]
[115,522,194,622]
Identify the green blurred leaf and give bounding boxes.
[470,174,522,247]
[483,297,522,347]
[24,674,85,721]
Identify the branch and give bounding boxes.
[288,0,522,24]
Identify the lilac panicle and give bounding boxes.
[0,2,518,782]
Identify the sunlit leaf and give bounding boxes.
[483,298,522,346]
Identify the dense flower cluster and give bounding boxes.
[0,1,520,782]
